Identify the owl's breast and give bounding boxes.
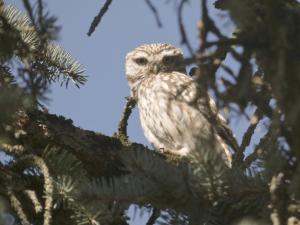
[136,73,211,152]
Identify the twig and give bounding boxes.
[204,38,239,49]
[198,0,229,75]
[37,0,43,27]
[240,109,263,151]
[220,64,236,81]
[7,190,31,225]
[12,154,54,225]
[269,173,284,225]
[24,190,43,213]
[87,0,113,36]
[199,0,226,53]
[232,108,263,168]
[116,96,136,144]
[22,0,36,26]
[241,114,281,170]
[178,0,194,55]
[145,0,163,27]
[199,0,208,54]
[146,207,160,225]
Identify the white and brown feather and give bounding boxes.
[125,43,235,166]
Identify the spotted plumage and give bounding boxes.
[125,43,238,166]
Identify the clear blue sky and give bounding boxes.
[7,0,254,145]
[7,0,208,145]
[6,1,267,224]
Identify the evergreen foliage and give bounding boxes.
[0,0,300,225]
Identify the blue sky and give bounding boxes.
[5,1,267,224]
[8,0,201,146]
[7,0,252,145]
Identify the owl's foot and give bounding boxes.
[176,147,190,156]
[158,147,167,154]
[159,147,190,156]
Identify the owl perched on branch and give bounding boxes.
[125,43,238,166]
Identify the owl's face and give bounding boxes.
[125,43,186,92]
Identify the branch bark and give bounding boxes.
[12,110,205,218]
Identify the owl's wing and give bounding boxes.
[172,72,239,153]
[207,97,239,153]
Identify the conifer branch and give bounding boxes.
[8,110,210,217]
[2,4,86,87]
[270,173,286,225]
[7,190,30,225]
[12,154,54,225]
[24,190,43,213]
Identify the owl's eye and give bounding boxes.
[162,56,176,64]
[134,57,148,65]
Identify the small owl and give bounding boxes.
[125,43,238,166]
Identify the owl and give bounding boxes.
[125,43,238,166]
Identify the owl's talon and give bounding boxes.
[158,148,165,153]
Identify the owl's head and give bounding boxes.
[125,43,186,91]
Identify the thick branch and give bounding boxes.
[13,110,204,217]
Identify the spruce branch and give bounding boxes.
[53,176,128,225]
[42,146,87,179]
[7,189,30,225]
[41,43,86,87]
[8,110,206,217]
[270,173,286,225]
[2,4,86,87]
[23,190,43,214]
[12,154,54,225]
[3,108,277,224]
[2,5,39,50]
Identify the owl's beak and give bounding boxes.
[151,64,160,74]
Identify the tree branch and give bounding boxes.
[11,109,204,217]
[116,96,136,144]
[87,0,113,36]
[178,0,193,55]
[145,0,162,28]
[146,207,160,225]
[232,108,263,168]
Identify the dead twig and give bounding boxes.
[145,0,163,28]
[22,0,36,27]
[270,173,285,225]
[116,96,136,144]
[37,0,43,27]
[232,108,263,168]
[146,207,160,225]
[87,0,113,36]
[178,0,194,55]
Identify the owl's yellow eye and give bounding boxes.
[162,56,175,64]
[134,57,148,65]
